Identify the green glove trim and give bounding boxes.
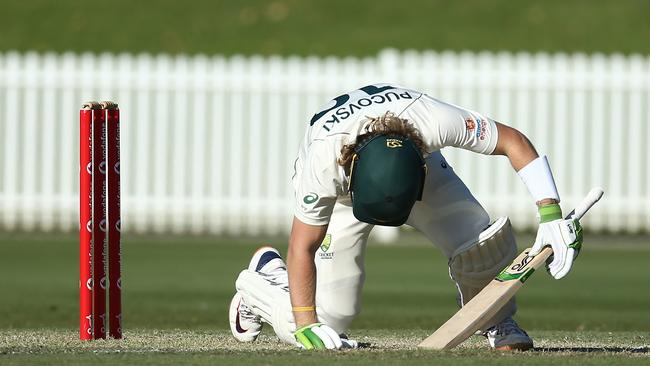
[304,328,325,349]
[538,203,562,223]
[295,323,326,350]
[295,331,313,350]
[569,220,584,254]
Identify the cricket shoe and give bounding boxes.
[484,316,533,351]
[229,291,263,342]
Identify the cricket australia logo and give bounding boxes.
[318,234,334,260]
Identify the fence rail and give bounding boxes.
[1,50,649,238]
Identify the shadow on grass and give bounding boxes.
[534,347,649,354]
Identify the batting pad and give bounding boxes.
[235,269,297,345]
[448,216,518,329]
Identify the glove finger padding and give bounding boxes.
[294,323,342,350]
[549,247,574,279]
[534,217,581,280]
[548,220,582,279]
[310,327,334,349]
[295,324,325,350]
[529,233,545,256]
[548,220,572,276]
[319,324,343,349]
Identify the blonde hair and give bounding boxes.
[338,112,427,174]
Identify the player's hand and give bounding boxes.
[294,323,356,350]
[529,203,583,279]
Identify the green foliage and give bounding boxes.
[1,0,649,55]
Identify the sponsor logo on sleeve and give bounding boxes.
[474,117,487,141]
[465,118,476,131]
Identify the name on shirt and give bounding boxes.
[319,91,414,132]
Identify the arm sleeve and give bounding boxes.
[413,96,499,154]
[436,101,499,154]
[293,141,341,226]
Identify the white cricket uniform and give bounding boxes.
[290,84,506,332]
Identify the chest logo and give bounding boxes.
[303,193,319,204]
[320,234,332,252]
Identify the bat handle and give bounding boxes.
[565,187,604,221]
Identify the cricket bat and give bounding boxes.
[418,187,604,350]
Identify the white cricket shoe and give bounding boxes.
[484,316,533,351]
[229,291,263,342]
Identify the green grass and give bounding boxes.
[2,0,650,56]
[0,232,649,364]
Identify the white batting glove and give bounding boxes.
[294,323,359,350]
[294,323,343,350]
[529,203,583,279]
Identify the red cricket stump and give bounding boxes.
[105,103,122,339]
[79,106,93,340]
[80,101,121,340]
[92,105,108,339]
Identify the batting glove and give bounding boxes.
[529,203,583,280]
[294,323,344,350]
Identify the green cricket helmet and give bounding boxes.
[347,134,427,226]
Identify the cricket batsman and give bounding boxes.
[229,84,582,351]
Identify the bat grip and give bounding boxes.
[565,187,604,221]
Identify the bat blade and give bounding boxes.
[418,187,604,350]
[418,247,551,349]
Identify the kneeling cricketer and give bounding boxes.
[229,84,583,351]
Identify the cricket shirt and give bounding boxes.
[293,83,499,226]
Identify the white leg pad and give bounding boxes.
[448,216,519,329]
[235,269,297,345]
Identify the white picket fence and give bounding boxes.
[1,50,649,238]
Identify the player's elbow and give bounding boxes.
[493,123,535,157]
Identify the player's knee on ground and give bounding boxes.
[448,216,518,330]
[235,269,297,345]
[316,280,363,334]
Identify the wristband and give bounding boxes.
[517,155,560,203]
[292,306,316,312]
[538,203,562,223]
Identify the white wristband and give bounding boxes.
[517,155,560,202]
